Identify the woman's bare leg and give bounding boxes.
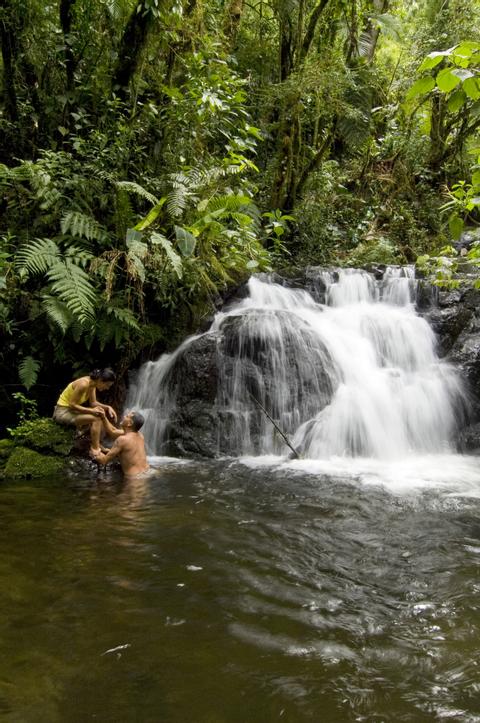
[73,414,104,453]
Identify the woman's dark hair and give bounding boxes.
[90,368,116,383]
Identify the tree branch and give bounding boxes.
[300,0,331,62]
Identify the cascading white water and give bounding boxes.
[126,267,467,460]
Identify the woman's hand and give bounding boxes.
[105,405,117,422]
[92,407,106,418]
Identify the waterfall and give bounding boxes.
[126,267,467,460]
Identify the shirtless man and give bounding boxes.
[90,411,149,478]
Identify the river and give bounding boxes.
[1,454,480,722]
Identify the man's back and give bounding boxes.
[118,432,149,477]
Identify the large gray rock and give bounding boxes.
[160,306,337,458]
[161,333,220,457]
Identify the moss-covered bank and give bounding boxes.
[0,419,74,480]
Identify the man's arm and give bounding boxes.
[102,416,125,439]
[92,438,123,466]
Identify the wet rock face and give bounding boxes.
[417,283,480,450]
[161,333,220,458]
[160,308,337,458]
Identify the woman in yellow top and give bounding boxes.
[53,368,117,454]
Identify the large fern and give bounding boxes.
[42,295,74,334]
[116,181,159,206]
[61,211,110,244]
[151,232,183,278]
[47,259,97,324]
[15,238,60,276]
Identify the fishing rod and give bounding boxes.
[248,392,301,459]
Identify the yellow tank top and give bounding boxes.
[57,381,90,407]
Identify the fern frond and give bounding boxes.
[116,181,159,206]
[108,305,141,330]
[42,295,74,334]
[205,194,251,213]
[151,232,183,278]
[0,162,35,184]
[64,245,94,266]
[166,186,191,218]
[15,238,60,276]
[229,212,254,226]
[47,260,97,323]
[126,247,146,283]
[61,211,109,243]
[19,356,40,390]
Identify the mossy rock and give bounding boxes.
[0,438,14,460]
[9,418,74,456]
[4,447,66,479]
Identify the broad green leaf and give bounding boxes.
[416,255,430,266]
[448,214,464,240]
[245,124,263,140]
[464,78,480,101]
[126,228,143,245]
[451,68,474,82]
[406,76,435,100]
[447,89,466,113]
[472,170,480,186]
[418,53,446,72]
[174,226,197,257]
[134,198,167,231]
[453,41,480,58]
[436,68,461,93]
[246,259,259,269]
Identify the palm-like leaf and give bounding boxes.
[42,295,74,334]
[151,232,183,278]
[47,260,97,323]
[61,211,110,243]
[15,238,60,275]
[116,181,159,206]
[19,356,40,390]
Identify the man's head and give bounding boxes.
[121,411,145,432]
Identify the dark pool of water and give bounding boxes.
[1,459,480,722]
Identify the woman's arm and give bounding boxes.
[68,380,104,416]
[88,387,117,421]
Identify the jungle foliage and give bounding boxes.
[0,0,479,416]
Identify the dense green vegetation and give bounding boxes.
[1,0,479,422]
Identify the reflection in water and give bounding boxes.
[0,460,480,721]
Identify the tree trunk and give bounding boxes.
[112,2,154,101]
[0,6,19,122]
[224,0,244,46]
[429,94,447,174]
[364,0,389,63]
[59,0,76,92]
